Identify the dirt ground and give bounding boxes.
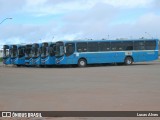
[0,61,160,120]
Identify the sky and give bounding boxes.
[0,0,160,48]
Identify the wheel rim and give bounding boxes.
[80,61,85,66]
[126,58,132,65]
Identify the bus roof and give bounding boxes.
[56,38,159,43]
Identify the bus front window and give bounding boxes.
[41,43,48,58]
[41,46,46,58]
[46,47,49,56]
[11,48,17,58]
[3,45,10,58]
[26,49,31,57]
[3,49,7,58]
[3,48,6,58]
[32,47,38,58]
[49,44,56,56]
[56,44,64,57]
[18,47,25,58]
[3,49,9,58]
[25,46,32,59]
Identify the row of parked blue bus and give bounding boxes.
[3,39,159,67]
[3,42,56,66]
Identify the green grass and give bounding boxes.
[0,57,2,62]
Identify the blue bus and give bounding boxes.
[25,44,32,65]
[55,39,159,67]
[3,45,11,65]
[14,45,25,66]
[31,43,41,66]
[41,42,56,66]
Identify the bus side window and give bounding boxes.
[134,41,145,50]
[145,40,156,50]
[111,42,123,51]
[77,42,87,52]
[126,46,133,50]
[88,42,98,52]
[65,43,75,56]
[99,42,110,51]
[123,41,133,51]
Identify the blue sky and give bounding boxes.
[0,0,160,48]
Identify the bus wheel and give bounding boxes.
[124,57,133,65]
[78,59,87,67]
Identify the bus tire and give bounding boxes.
[78,59,87,67]
[124,57,133,65]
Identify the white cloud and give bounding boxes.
[105,12,160,39]
[0,0,24,15]
[22,0,155,17]
[0,0,156,17]
[135,13,160,38]
[26,0,47,6]
[0,23,59,45]
[56,32,83,41]
[102,0,153,8]
[23,0,96,16]
[1,0,160,47]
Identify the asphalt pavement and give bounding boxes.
[0,61,160,120]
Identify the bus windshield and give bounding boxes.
[48,44,56,56]
[25,45,32,58]
[3,45,10,58]
[18,47,25,58]
[32,44,39,58]
[10,46,17,58]
[41,43,48,58]
[55,42,64,57]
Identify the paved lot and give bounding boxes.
[0,61,160,120]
